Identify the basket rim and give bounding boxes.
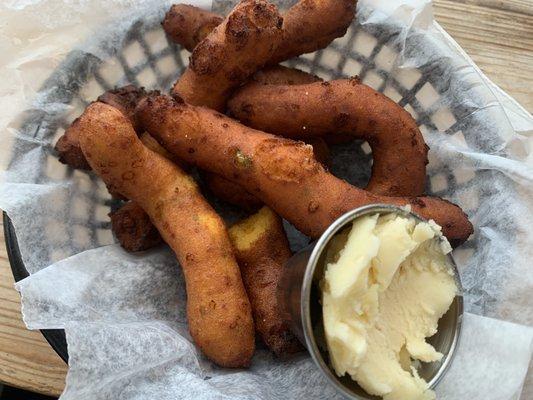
[3,212,69,363]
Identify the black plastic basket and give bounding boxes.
[5,3,506,363]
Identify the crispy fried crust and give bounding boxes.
[109,202,162,251]
[162,1,356,65]
[202,136,329,209]
[202,171,263,211]
[96,85,147,132]
[161,2,356,144]
[251,65,321,85]
[307,137,331,169]
[78,102,255,368]
[172,0,284,111]
[55,117,91,170]
[272,0,356,64]
[228,78,428,196]
[246,67,356,146]
[139,131,188,170]
[162,4,224,52]
[229,207,303,356]
[55,85,147,170]
[136,94,473,246]
[111,137,331,250]
[204,67,326,208]
[241,68,356,146]
[202,66,326,208]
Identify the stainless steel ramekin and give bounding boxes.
[277,204,464,399]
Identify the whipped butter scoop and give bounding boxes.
[321,212,457,400]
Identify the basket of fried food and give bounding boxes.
[54,0,472,375]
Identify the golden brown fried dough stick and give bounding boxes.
[202,171,263,211]
[229,207,303,356]
[203,136,330,210]
[111,136,330,252]
[272,0,356,64]
[306,137,331,169]
[162,4,224,52]
[55,85,147,170]
[160,2,358,148]
[163,1,356,64]
[244,67,357,146]
[106,133,184,252]
[251,65,321,85]
[111,127,299,355]
[78,102,255,368]
[111,134,178,251]
[146,107,262,210]
[111,136,331,251]
[168,8,324,210]
[202,66,324,208]
[243,67,357,146]
[136,94,473,246]
[198,65,325,208]
[55,117,92,170]
[228,78,428,196]
[172,0,284,111]
[109,202,162,252]
[111,199,302,356]
[139,131,187,169]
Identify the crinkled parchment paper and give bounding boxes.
[1,0,532,399]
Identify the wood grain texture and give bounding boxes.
[0,0,531,396]
[0,217,67,397]
[445,0,533,15]
[434,0,533,112]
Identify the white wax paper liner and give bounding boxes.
[15,245,533,400]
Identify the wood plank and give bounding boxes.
[434,0,533,112]
[446,0,533,16]
[0,217,66,397]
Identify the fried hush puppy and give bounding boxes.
[201,171,264,211]
[271,0,356,64]
[54,84,257,209]
[109,201,162,252]
[228,207,303,356]
[200,66,327,208]
[251,65,322,86]
[162,4,224,52]
[228,78,428,196]
[163,1,356,65]
[110,202,303,356]
[136,94,473,246]
[203,136,330,209]
[55,85,147,170]
[110,135,331,251]
[107,152,300,355]
[78,102,255,368]
[172,0,284,111]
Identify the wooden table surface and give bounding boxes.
[0,0,532,397]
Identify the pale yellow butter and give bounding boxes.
[321,213,457,400]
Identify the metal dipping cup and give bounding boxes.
[277,204,464,399]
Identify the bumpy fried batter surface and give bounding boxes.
[162,4,224,52]
[78,102,255,368]
[109,202,162,252]
[172,0,284,111]
[163,1,356,65]
[228,78,428,196]
[229,207,303,356]
[55,85,147,170]
[136,94,472,246]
